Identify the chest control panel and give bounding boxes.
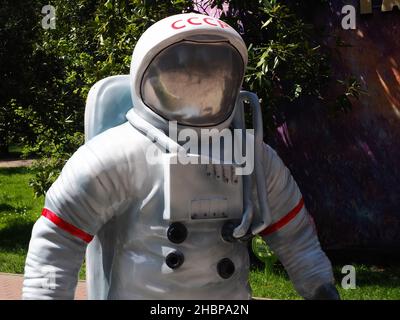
[163,153,243,222]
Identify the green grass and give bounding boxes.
[0,167,43,274]
[0,167,399,298]
[7,145,23,154]
[0,167,43,252]
[250,264,400,300]
[0,249,28,274]
[250,266,300,299]
[0,167,85,279]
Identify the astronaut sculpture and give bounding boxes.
[22,13,339,300]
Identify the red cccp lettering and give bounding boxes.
[171,19,185,30]
[170,17,230,30]
[203,17,218,26]
[187,17,202,25]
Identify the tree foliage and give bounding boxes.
[0,0,42,153]
[0,0,360,195]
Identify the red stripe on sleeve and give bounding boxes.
[259,198,305,237]
[41,208,94,243]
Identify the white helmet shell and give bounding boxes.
[130,13,248,131]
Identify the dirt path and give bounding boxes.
[0,273,87,300]
[0,159,34,168]
[0,272,271,300]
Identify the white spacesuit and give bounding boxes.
[22,13,339,300]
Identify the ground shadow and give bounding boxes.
[0,219,34,251]
[0,167,31,175]
[0,203,16,212]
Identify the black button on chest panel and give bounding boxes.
[217,258,235,279]
[167,222,188,244]
[221,220,240,242]
[166,251,185,269]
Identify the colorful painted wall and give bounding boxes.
[270,0,400,253]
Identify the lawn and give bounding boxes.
[0,167,87,278]
[0,167,43,274]
[0,166,399,299]
[250,264,400,300]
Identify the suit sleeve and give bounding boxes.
[22,143,129,299]
[259,144,338,300]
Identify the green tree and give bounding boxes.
[0,0,42,153]
[1,0,359,194]
[25,0,194,195]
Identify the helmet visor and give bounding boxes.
[140,41,244,127]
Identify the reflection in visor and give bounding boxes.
[140,41,244,127]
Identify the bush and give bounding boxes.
[1,0,361,196]
[252,235,278,273]
[27,132,84,197]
